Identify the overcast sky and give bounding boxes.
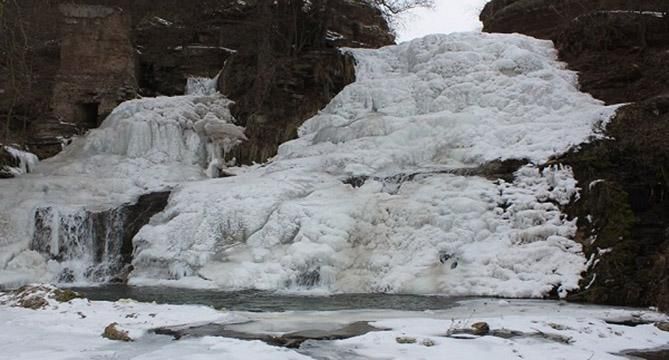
[396,0,490,42]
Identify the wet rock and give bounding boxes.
[395,336,417,344]
[102,322,133,342]
[655,322,669,332]
[471,322,490,336]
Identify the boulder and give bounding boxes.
[102,322,133,342]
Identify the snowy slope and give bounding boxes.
[128,32,619,297]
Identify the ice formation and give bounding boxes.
[0,33,619,297]
[1,146,39,176]
[0,90,244,286]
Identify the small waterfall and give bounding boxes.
[29,192,170,283]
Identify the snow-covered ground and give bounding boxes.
[1,289,667,360]
[1,32,619,297]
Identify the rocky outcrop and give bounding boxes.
[481,1,669,310]
[1,0,393,160]
[221,49,356,163]
[560,96,669,311]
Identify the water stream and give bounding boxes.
[71,285,467,312]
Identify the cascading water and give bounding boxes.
[31,206,126,282]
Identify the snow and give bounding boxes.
[0,293,667,359]
[1,33,619,297]
[597,10,666,18]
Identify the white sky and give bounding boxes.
[396,0,490,42]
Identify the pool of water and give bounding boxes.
[70,285,467,312]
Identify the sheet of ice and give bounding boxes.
[0,93,242,286]
[130,32,618,297]
[0,293,667,360]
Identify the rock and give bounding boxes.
[560,95,669,311]
[471,322,490,336]
[102,322,133,342]
[655,322,669,332]
[0,284,83,310]
[421,338,436,347]
[52,288,83,303]
[395,336,417,344]
[17,296,49,310]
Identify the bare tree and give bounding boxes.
[366,0,435,16]
[0,0,35,143]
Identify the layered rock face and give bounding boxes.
[481,0,669,310]
[0,0,393,160]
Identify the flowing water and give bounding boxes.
[71,285,467,312]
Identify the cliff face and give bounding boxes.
[481,0,669,310]
[0,0,394,160]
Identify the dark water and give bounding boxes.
[70,285,466,312]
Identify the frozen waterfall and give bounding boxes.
[0,33,619,298]
[0,89,244,286]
